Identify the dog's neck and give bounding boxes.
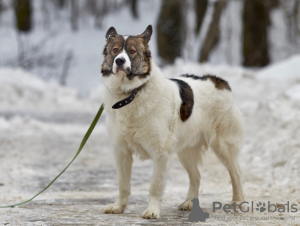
[110,59,166,110]
[111,86,142,109]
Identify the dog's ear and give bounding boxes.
[105,27,118,40]
[140,25,152,44]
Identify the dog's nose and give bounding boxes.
[116,57,125,66]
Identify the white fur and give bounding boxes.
[102,59,244,218]
[112,49,131,75]
[112,37,131,75]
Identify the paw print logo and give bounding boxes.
[256,202,266,212]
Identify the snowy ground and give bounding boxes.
[0,56,300,225]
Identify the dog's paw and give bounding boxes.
[142,208,160,219]
[231,201,246,211]
[178,199,193,211]
[104,203,126,214]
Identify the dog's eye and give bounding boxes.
[113,48,118,53]
[129,50,136,54]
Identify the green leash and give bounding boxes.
[0,104,104,208]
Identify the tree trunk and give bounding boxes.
[156,0,186,64]
[242,0,270,67]
[194,0,208,35]
[85,0,97,15]
[130,0,138,19]
[53,0,66,9]
[267,0,279,9]
[57,0,65,8]
[14,0,32,32]
[60,51,73,86]
[70,0,79,31]
[294,0,300,36]
[199,0,227,62]
[42,0,50,29]
[94,0,108,29]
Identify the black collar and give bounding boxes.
[112,86,143,109]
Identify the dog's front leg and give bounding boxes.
[142,153,170,219]
[104,148,133,214]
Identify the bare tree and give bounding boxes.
[199,0,228,62]
[130,0,139,19]
[282,0,300,41]
[243,0,270,67]
[95,0,107,28]
[70,0,79,31]
[60,51,73,86]
[14,0,32,32]
[16,32,25,68]
[85,0,97,15]
[194,0,208,35]
[84,0,108,29]
[57,0,66,8]
[156,0,186,64]
[42,0,50,30]
[294,0,300,36]
[12,31,65,77]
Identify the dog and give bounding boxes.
[101,25,244,219]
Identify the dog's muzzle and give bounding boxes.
[115,57,131,75]
[115,57,125,66]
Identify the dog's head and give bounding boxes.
[101,25,152,93]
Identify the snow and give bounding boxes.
[0,0,162,96]
[286,84,300,100]
[0,67,99,112]
[257,55,300,80]
[0,56,300,224]
[1,0,299,97]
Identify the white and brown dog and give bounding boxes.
[101,25,244,219]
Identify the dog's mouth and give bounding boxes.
[116,66,132,76]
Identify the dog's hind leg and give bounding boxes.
[210,136,244,202]
[104,148,133,214]
[177,147,201,210]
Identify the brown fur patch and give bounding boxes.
[170,79,194,122]
[101,36,125,76]
[181,74,231,91]
[125,36,151,79]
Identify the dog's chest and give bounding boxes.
[119,116,141,140]
[115,110,153,158]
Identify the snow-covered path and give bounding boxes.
[0,56,300,225]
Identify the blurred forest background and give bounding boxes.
[1,2,300,225]
[0,0,299,94]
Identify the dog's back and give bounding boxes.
[172,74,243,155]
